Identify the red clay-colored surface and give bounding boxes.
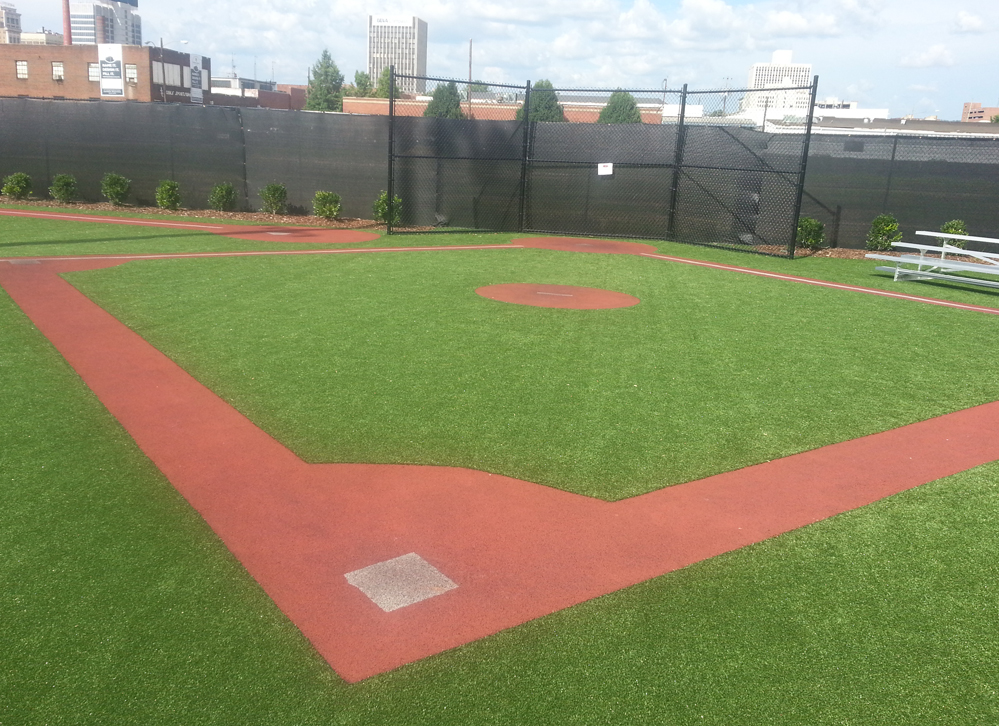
[476,283,641,309]
[520,237,659,255]
[5,215,999,682]
[5,255,999,684]
[0,208,380,244]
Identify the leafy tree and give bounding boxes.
[423,81,466,119]
[991,115,999,123]
[374,67,399,99]
[516,79,565,123]
[597,90,642,124]
[354,71,373,97]
[305,50,344,112]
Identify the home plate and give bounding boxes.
[345,553,458,612]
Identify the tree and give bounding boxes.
[354,70,373,97]
[423,81,466,119]
[597,90,642,124]
[991,115,999,123]
[515,79,565,122]
[374,67,399,99]
[305,50,344,112]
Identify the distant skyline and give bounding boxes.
[17,0,999,120]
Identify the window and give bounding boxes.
[52,61,65,81]
[88,62,100,82]
[125,63,137,83]
[163,62,181,87]
[152,61,163,85]
[15,60,28,79]
[182,66,191,88]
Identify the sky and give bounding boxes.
[20,0,999,120]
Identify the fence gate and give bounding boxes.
[388,71,818,257]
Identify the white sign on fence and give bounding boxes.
[97,44,124,97]
[597,163,613,176]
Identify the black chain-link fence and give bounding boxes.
[389,72,818,257]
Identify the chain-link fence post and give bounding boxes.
[666,83,688,238]
[881,134,899,213]
[386,65,396,235]
[788,74,820,258]
[518,80,532,232]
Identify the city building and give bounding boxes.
[70,0,141,46]
[813,97,889,121]
[209,75,306,110]
[1,2,21,44]
[0,43,209,103]
[740,50,813,118]
[367,15,426,94]
[962,102,999,123]
[21,29,65,45]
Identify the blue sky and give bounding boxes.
[21,0,999,119]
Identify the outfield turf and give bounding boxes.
[3,215,999,722]
[66,245,999,499]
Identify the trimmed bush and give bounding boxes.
[373,190,402,225]
[2,172,32,200]
[259,183,288,214]
[313,191,342,220]
[796,216,825,251]
[208,182,238,212]
[101,172,131,205]
[49,174,78,203]
[155,180,181,210]
[865,213,902,251]
[939,219,968,249]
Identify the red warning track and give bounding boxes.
[476,283,640,309]
[3,214,999,682]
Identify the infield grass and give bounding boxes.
[3,216,999,723]
[67,245,999,499]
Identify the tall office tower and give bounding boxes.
[743,50,812,111]
[367,15,427,94]
[70,0,141,46]
[0,2,22,44]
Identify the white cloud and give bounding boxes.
[899,44,955,68]
[764,11,840,37]
[908,83,937,92]
[953,10,985,33]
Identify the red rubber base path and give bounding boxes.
[476,283,640,309]
[5,256,999,683]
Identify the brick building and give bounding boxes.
[962,102,999,123]
[0,43,209,103]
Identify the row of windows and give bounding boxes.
[13,59,138,83]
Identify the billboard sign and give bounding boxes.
[97,44,124,97]
[190,54,203,104]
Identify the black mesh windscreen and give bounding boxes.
[0,97,244,207]
[803,134,999,249]
[242,109,387,218]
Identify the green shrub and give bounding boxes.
[939,219,968,249]
[313,191,342,220]
[259,183,288,214]
[101,172,131,205]
[155,180,181,210]
[865,213,902,251]
[208,182,238,212]
[2,172,32,200]
[373,190,402,225]
[49,174,77,203]
[796,216,825,251]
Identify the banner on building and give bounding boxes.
[97,44,124,97]
[190,54,203,104]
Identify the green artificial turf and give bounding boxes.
[2,281,998,724]
[68,246,999,499]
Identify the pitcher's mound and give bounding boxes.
[476,283,640,309]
